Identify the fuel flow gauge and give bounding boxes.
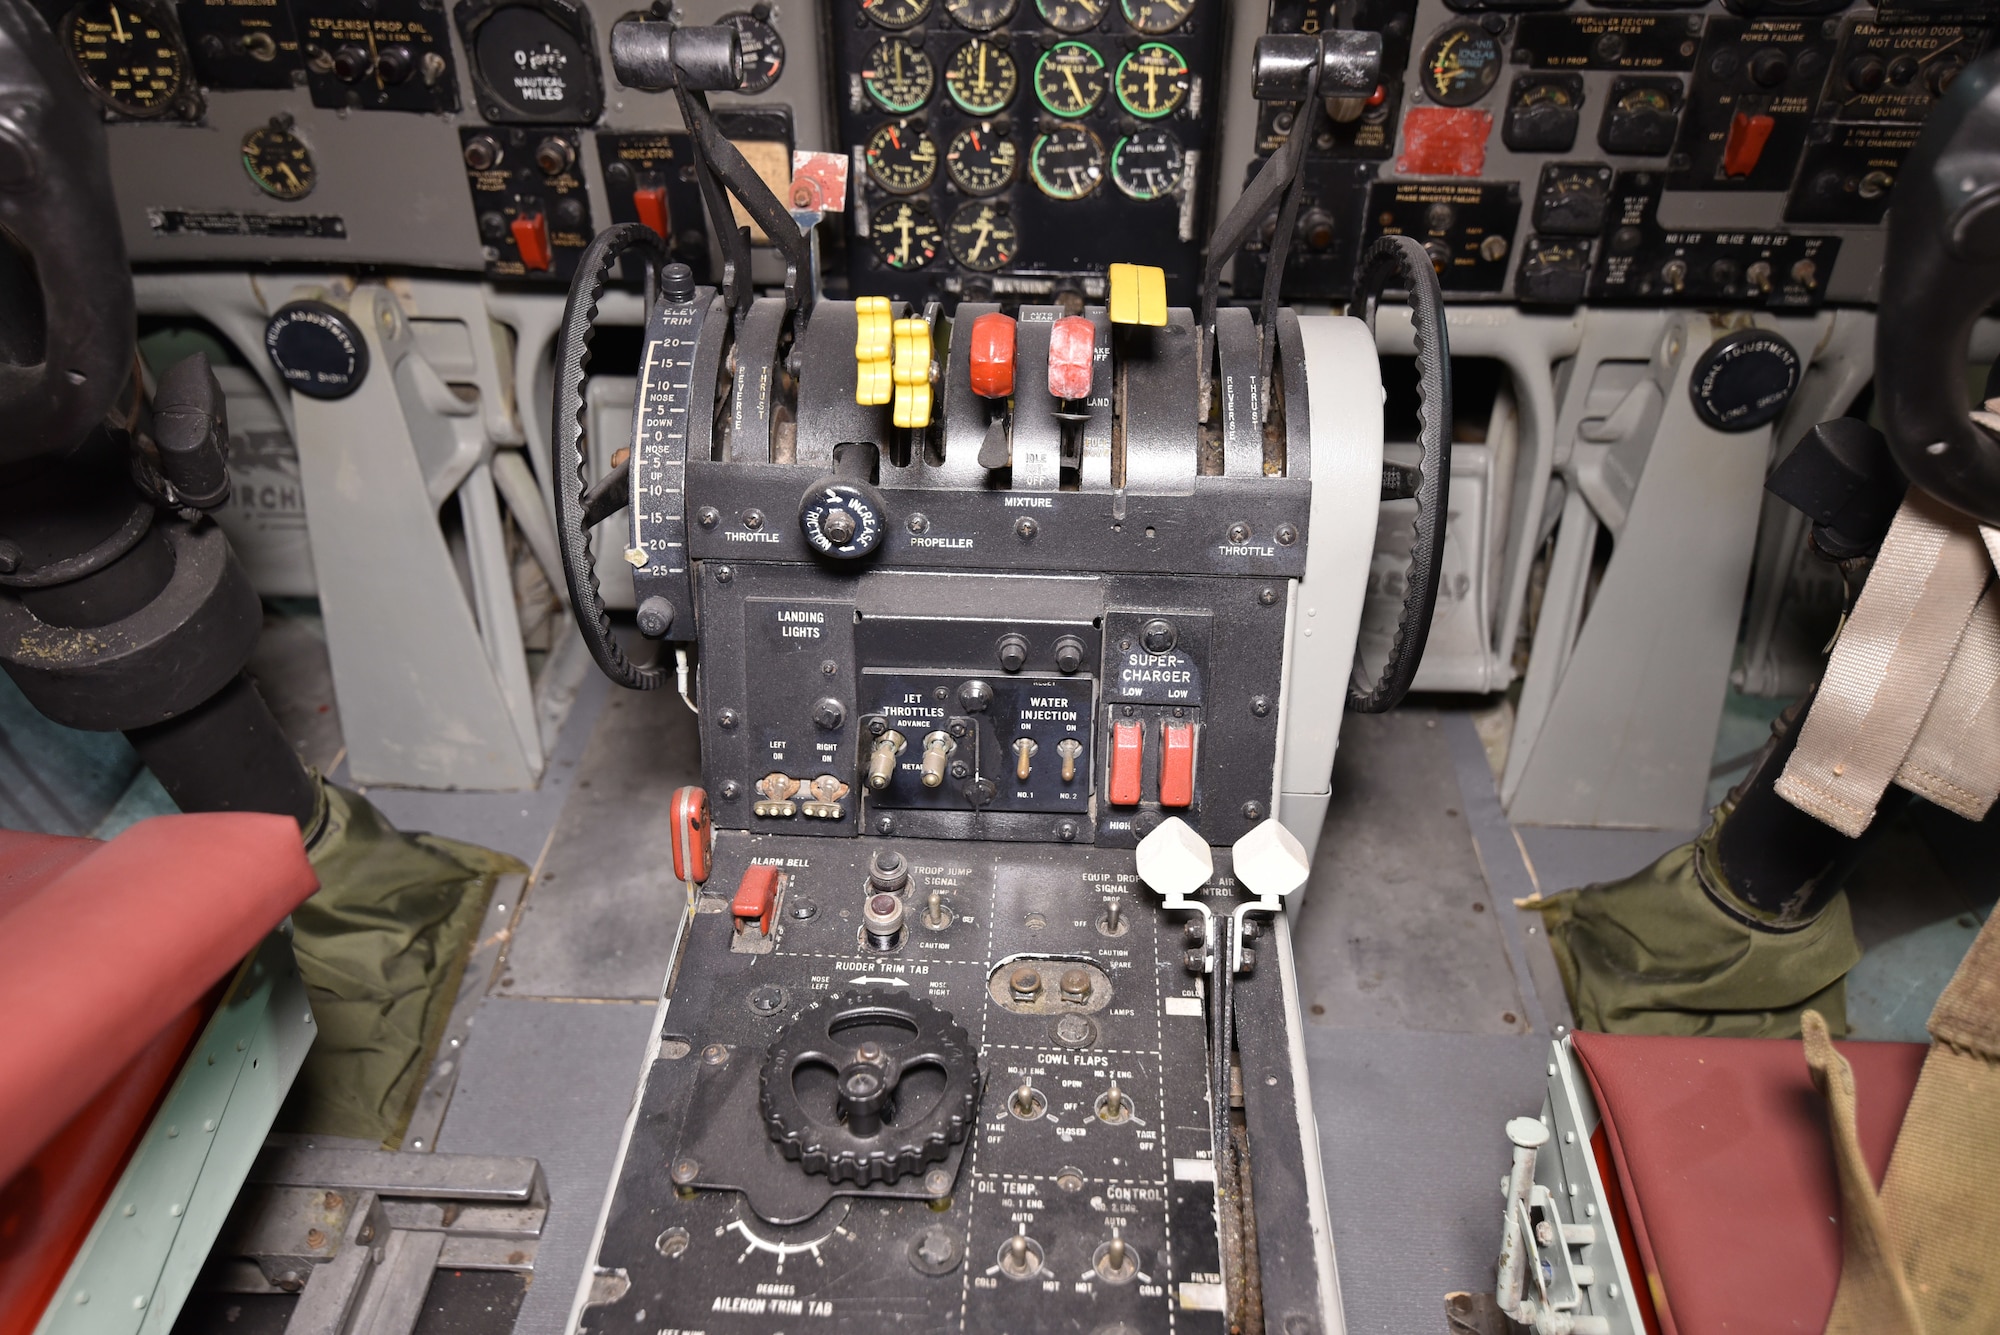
[1030,124,1105,199]
[1111,127,1183,200]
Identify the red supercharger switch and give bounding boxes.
[969,311,1017,398]
[1160,722,1196,809]
[669,785,711,883]
[633,185,671,240]
[1109,719,1145,806]
[510,212,554,271]
[1722,112,1776,178]
[1047,316,1095,401]
[732,864,780,937]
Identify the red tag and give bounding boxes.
[1396,107,1493,178]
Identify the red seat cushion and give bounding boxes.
[1573,1029,1928,1335]
[0,815,317,1187]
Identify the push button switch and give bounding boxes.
[1108,719,1144,806]
[510,212,553,271]
[1159,722,1195,809]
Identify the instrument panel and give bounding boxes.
[39,0,1993,309]
[831,0,1228,306]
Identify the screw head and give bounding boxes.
[719,779,742,799]
[715,565,734,584]
[671,1158,701,1185]
[696,506,719,528]
[1258,585,1278,606]
[789,896,819,919]
[1140,619,1177,654]
[1276,523,1298,546]
[908,512,930,534]
[1228,521,1251,543]
[743,508,765,530]
[717,708,740,729]
[1056,819,1079,842]
[1251,695,1271,717]
[701,1043,729,1065]
[876,815,895,834]
[1242,801,1265,821]
[1015,516,1038,540]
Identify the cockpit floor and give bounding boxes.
[3,605,1992,1335]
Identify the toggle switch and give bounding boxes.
[732,864,780,937]
[969,311,1016,398]
[510,212,554,272]
[920,731,954,788]
[1056,737,1082,784]
[1159,721,1195,809]
[1107,262,1168,327]
[633,184,670,239]
[1721,111,1776,179]
[1108,719,1144,806]
[1014,737,1037,782]
[855,296,894,406]
[1048,316,1095,401]
[866,730,906,791]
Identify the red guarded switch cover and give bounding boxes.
[670,785,711,883]
[633,185,670,239]
[732,864,780,936]
[969,311,1017,398]
[1722,112,1777,179]
[511,212,554,271]
[1109,719,1144,806]
[1047,316,1095,401]
[1160,722,1196,809]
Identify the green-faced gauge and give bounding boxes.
[946,201,1017,270]
[865,120,939,192]
[1111,127,1183,200]
[1029,124,1105,199]
[874,199,943,269]
[1421,24,1502,106]
[1036,0,1105,32]
[1034,40,1107,117]
[63,0,190,118]
[946,122,1018,193]
[241,117,316,200]
[1119,0,1192,36]
[860,0,930,30]
[944,0,1016,30]
[946,38,1017,114]
[862,36,935,112]
[1115,41,1188,118]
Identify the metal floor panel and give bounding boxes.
[434,997,661,1335]
[496,685,701,1001]
[1306,1027,1551,1335]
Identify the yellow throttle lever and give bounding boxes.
[892,317,933,428]
[855,296,893,406]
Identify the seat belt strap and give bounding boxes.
[1776,489,2000,837]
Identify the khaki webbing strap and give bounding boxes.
[1812,912,2000,1334]
[1897,583,2000,822]
[1776,490,1998,837]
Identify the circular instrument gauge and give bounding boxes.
[241,117,316,200]
[873,199,943,269]
[1034,41,1107,118]
[1120,0,1192,36]
[1111,127,1183,200]
[471,6,596,123]
[1114,41,1188,119]
[862,37,935,112]
[63,0,190,118]
[860,0,930,30]
[946,38,1017,114]
[1036,0,1105,33]
[945,0,1016,30]
[1515,78,1575,111]
[1029,124,1105,200]
[1616,84,1672,115]
[1421,24,1502,106]
[946,121,1017,194]
[946,200,1017,270]
[721,11,786,93]
[865,120,939,193]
